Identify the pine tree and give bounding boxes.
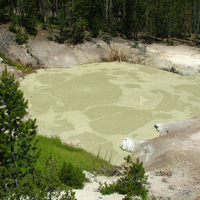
[68,0,88,44]
[87,0,103,37]
[121,156,148,199]
[45,156,61,199]
[25,0,38,35]
[0,0,9,24]
[59,161,85,189]
[98,155,148,199]
[57,7,68,43]
[0,67,40,199]
[70,18,86,44]
[44,156,76,200]
[123,0,146,39]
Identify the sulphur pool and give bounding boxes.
[20,62,200,164]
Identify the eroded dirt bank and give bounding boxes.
[1,29,200,78]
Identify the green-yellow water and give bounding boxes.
[20,62,200,164]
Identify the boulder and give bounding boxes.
[83,170,95,182]
[63,139,81,148]
[154,116,200,136]
[120,137,144,153]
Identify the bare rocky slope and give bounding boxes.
[127,117,200,200]
[1,27,200,199]
[1,28,200,78]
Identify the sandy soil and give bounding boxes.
[1,28,200,199]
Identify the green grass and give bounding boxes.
[35,135,115,174]
[0,52,33,72]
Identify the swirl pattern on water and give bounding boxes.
[20,62,200,164]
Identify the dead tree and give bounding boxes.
[0,30,16,54]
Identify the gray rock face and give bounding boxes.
[154,117,200,136]
[120,137,144,153]
[63,140,81,148]
[6,31,200,76]
[83,170,95,182]
[127,117,200,175]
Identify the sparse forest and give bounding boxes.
[0,0,200,44]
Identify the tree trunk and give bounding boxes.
[145,10,148,41]
[55,0,58,17]
[109,0,112,23]
[106,0,108,22]
[123,0,125,17]
[195,4,200,42]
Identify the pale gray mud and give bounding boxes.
[20,62,200,166]
[128,117,200,200]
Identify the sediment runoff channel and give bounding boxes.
[20,62,200,164]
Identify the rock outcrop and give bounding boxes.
[63,139,81,148]
[120,137,144,153]
[120,117,200,175]
[4,30,200,76]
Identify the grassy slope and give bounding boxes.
[35,135,115,174]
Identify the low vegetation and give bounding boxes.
[35,135,114,174]
[98,155,148,200]
[0,52,33,72]
[9,16,29,45]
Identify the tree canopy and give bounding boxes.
[0,0,200,43]
[0,67,39,199]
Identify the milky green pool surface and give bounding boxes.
[20,62,200,164]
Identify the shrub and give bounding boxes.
[8,16,29,45]
[9,16,19,33]
[16,29,29,45]
[98,155,148,199]
[23,156,77,199]
[167,40,174,46]
[0,52,32,72]
[59,161,85,189]
[69,18,86,44]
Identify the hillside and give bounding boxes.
[1,26,200,199]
